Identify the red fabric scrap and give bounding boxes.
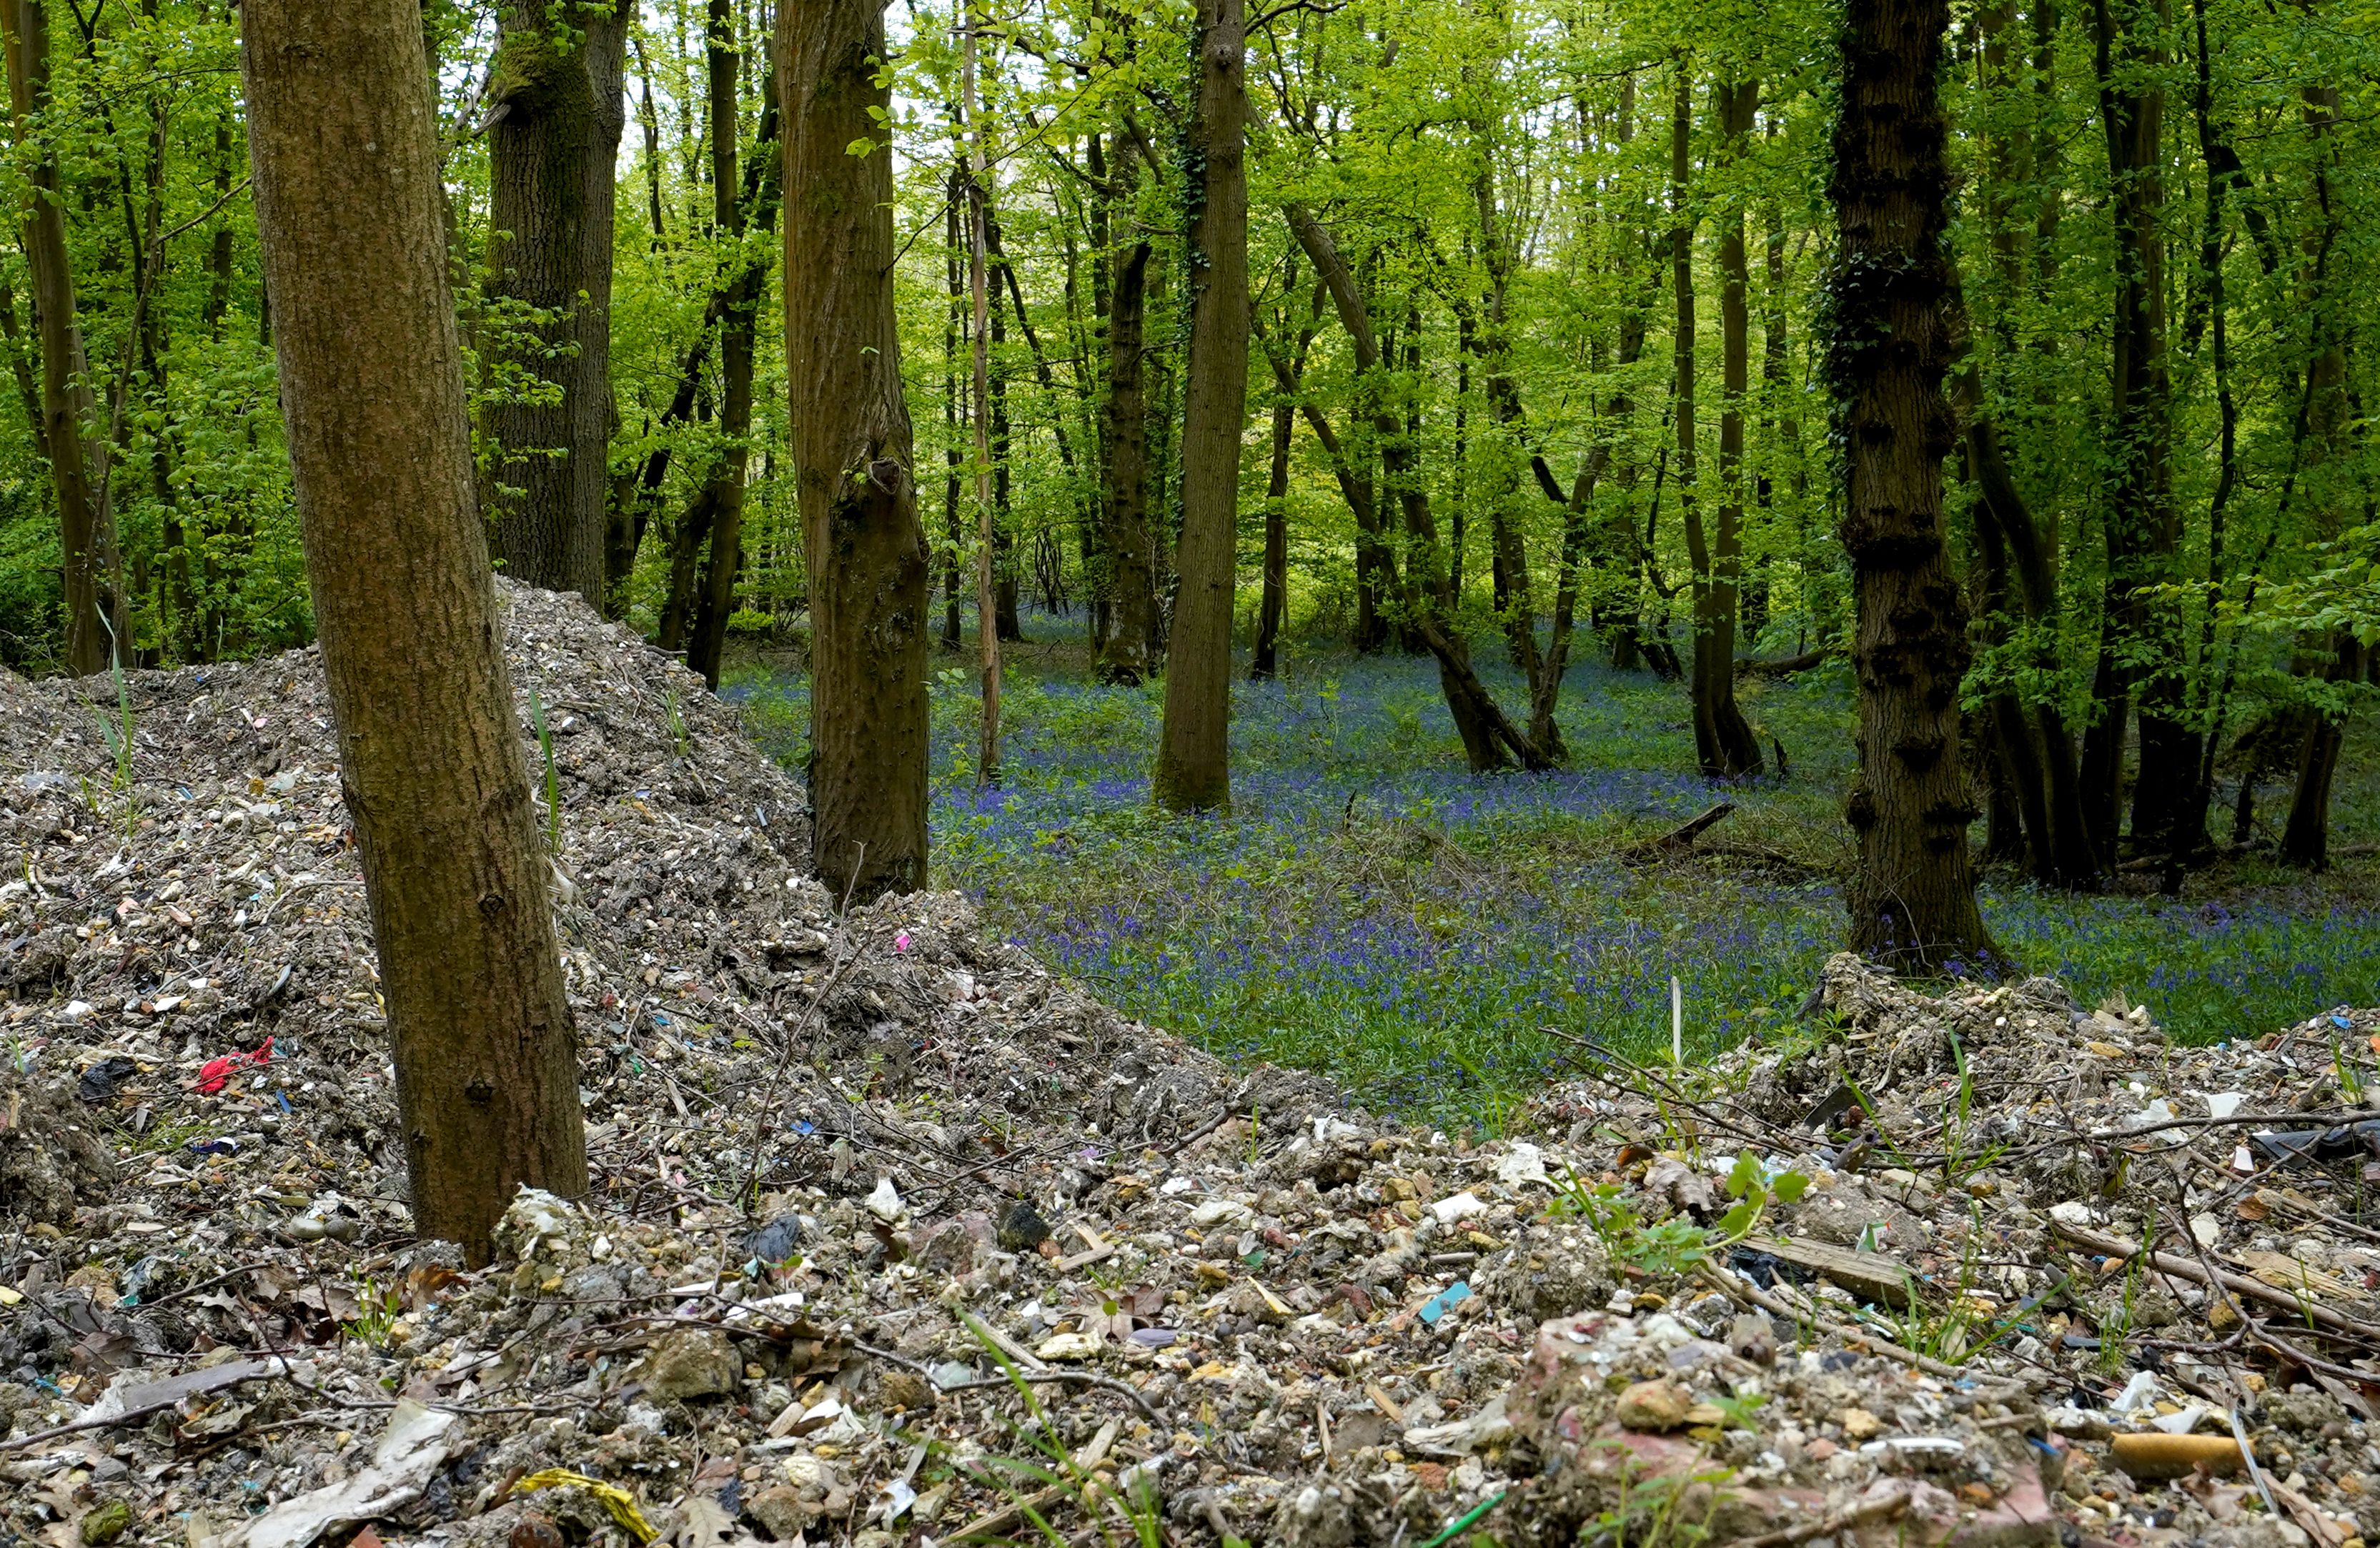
[196,1035,274,1095]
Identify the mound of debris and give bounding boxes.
[6,585,2379,1548]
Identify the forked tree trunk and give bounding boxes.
[6,0,122,675]
[485,0,624,604]
[1828,0,2001,971]
[781,0,928,902]
[1154,0,1250,813]
[242,0,587,1263]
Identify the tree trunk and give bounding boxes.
[2091,0,2196,860]
[1675,63,1761,780]
[1251,398,1290,680]
[6,0,122,675]
[963,13,1001,783]
[242,0,586,1264]
[686,0,779,690]
[485,0,624,604]
[1828,0,2001,971]
[1289,203,1547,773]
[2278,81,2352,870]
[942,167,965,650]
[1098,238,1158,684]
[1154,0,1249,813]
[1703,75,1764,778]
[782,0,929,902]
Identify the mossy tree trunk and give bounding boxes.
[781,0,929,902]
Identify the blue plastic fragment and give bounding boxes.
[1418,1280,1472,1326]
[2334,1014,2355,1030]
[276,1091,292,1113]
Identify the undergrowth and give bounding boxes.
[728,619,2380,1132]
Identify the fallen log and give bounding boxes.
[1735,648,1831,678]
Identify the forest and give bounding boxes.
[6,0,2380,1540]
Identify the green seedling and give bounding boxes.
[527,683,562,855]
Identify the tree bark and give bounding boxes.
[1288,204,1547,773]
[1251,398,1291,680]
[1153,0,1250,813]
[685,0,780,690]
[485,0,624,605]
[963,13,1001,783]
[2080,0,2196,861]
[1097,237,1158,684]
[242,0,586,1263]
[1828,0,2001,971]
[782,0,929,902]
[6,0,122,675]
[1676,64,1761,780]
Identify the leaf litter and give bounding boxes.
[3,585,2379,1548]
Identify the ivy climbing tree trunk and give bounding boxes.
[485,0,624,605]
[1828,0,2001,971]
[242,0,587,1264]
[782,0,928,902]
[1154,0,1250,813]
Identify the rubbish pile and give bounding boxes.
[5,584,2379,1548]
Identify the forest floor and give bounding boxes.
[729,612,2380,1133]
[9,587,2380,1548]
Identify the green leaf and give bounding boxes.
[1770,1171,1810,1204]
[846,136,877,157]
[1726,1150,1763,1200]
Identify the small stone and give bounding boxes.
[509,1515,565,1548]
[748,1484,812,1539]
[1615,1380,1692,1432]
[79,1502,130,1547]
[638,1327,739,1401]
[1727,1312,1775,1366]
[997,1199,1051,1251]
[1837,1406,1882,1442]
[864,1176,904,1221]
[1036,1331,1104,1361]
[879,1371,934,1411]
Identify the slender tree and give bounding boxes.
[242,0,587,1261]
[6,0,122,675]
[484,0,625,603]
[781,0,929,900]
[963,11,1001,784]
[1154,0,1251,811]
[1827,0,2000,969]
[685,0,782,689]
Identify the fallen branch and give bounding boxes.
[2050,1219,2380,1343]
[1620,802,1736,865]
[854,1341,1164,1427]
[1697,1259,1965,1379]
